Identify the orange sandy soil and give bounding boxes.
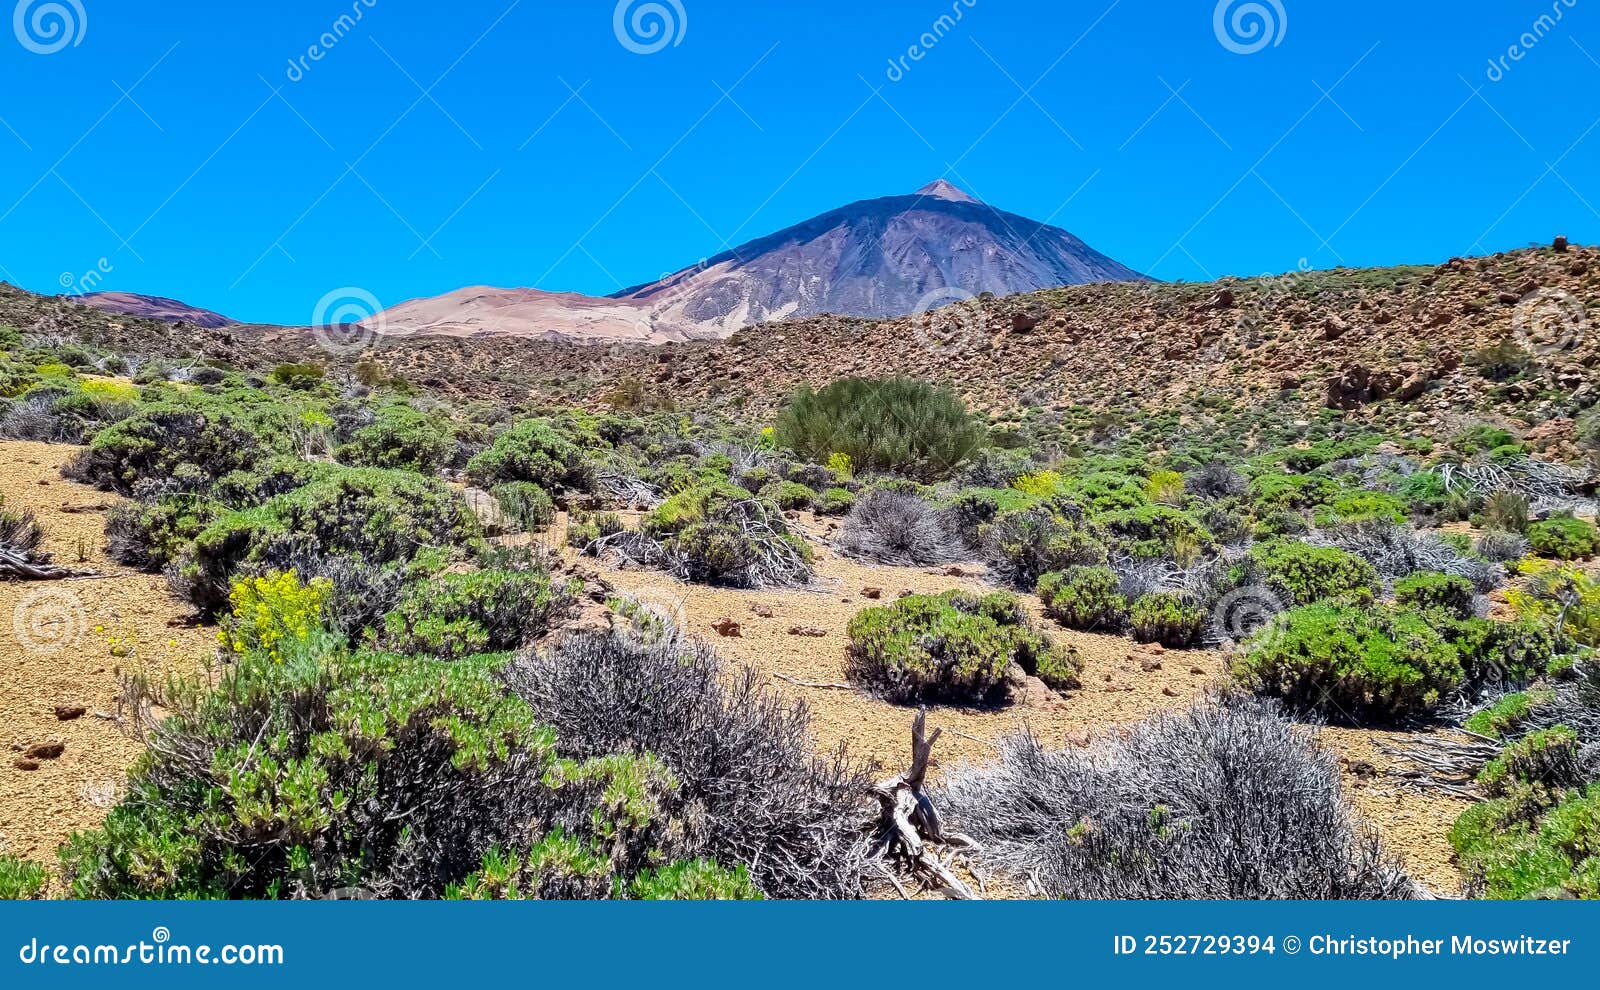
[0,441,214,866]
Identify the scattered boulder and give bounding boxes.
[13,758,39,772]
[788,626,828,638]
[861,587,882,600]
[54,704,87,721]
[23,741,65,760]
[711,618,741,638]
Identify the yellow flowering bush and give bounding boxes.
[1013,469,1063,499]
[1506,559,1600,647]
[219,572,331,663]
[825,451,854,481]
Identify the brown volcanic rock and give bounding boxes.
[79,291,236,328]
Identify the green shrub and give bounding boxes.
[626,859,763,900]
[1233,603,1462,721]
[845,591,1079,702]
[1398,471,1448,513]
[60,635,552,898]
[773,377,986,481]
[1314,490,1406,526]
[643,483,812,588]
[179,467,479,618]
[384,567,577,659]
[66,403,277,495]
[1099,504,1214,562]
[492,482,556,532]
[942,486,1036,544]
[338,404,454,474]
[1528,514,1600,560]
[1037,566,1128,632]
[817,487,855,516]
[1450,784,1600,899]
[1393,572,1476,620]
[761,480,817,511]
[467,418,594,492]
[1248,473,1338,514]
[1127,591,1207,648]
[0,854,47,900]
[1240,540,1379,607]
[1447,617,1560,689]
[980,507,1106,587]
[269,362,325,389]
[1464,689,1556,739]
[1477,727,1584,800]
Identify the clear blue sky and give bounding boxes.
[0,0,1595,324]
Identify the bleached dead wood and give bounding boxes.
[870,709,982,899]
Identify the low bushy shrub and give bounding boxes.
[761,480,817,511]
[492,482,556,532]
[817,487,855,516]
[177,468,479,618]
[1393,572,1476,620]
[980,506,1106,588]
[1477,530,1531,563]
[1450,782,1600,899]
[1037,566,1128,632]
[65,404,271,495]
[467,418,594,493]
[772,377,986,481]
[1127,591,1207,648]
[0,854,47,900]
[640,483,812,588]
[1233,603,1462,721]
[835,490,959,566]
[1241,540,1379,607]
[937,697,1415,898]
[1528,513,1600,560]
[507,627,874,899]
[384,567,577,659]
[337,404,454,474]
[845,591,1079,702]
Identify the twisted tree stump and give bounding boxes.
[871,708,982,899]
